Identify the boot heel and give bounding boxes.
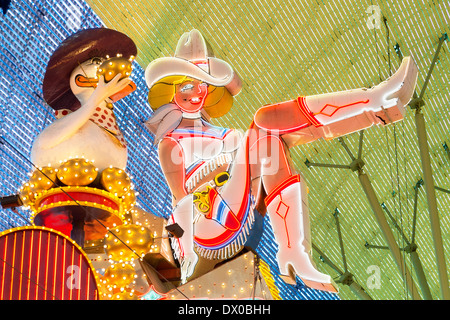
[278,260,339,293]
[278,263,297,285]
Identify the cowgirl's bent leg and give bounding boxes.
[248,127,338,293]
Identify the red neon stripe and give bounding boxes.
[78,254,82,300]
[86,264,91,300]
[0,228,99,300]
[69,245,75,300]
[272,122,309,134]
[5,234,13,300]
[61,238,66,300]
[22,231,30,300]
[53,236,61,299]
[60,237,66,300]
[18,230,26,300]
[30,229,40,300]
[67,240,75,299]
[38,191,119,211]
[10,232,19,299]
[10,233,17,299]
[167,129,231,141]
[26,230,33,300]
[43,231,51,299]
[52,235,58,299]
[0,235,8,299]
[34,230,41,300]
[185,161,205,181]
[264,174,301,206]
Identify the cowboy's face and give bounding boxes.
[173,79,208,113]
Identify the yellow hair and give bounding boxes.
[148,76,233,118]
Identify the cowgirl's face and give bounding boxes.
[173,79,208,113]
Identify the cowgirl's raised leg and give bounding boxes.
[253,56,418,147]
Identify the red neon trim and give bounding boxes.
[274,197,292,248]
[43,232,50,299]
[61,238,66,300]
[314,99,370,117]
[297,96,322,128]
[0,235,8,299]
[166,129,232,141]
[264,174,301,206]
[25,230,32,300]
[204,188,218,219]
[10,233,17,299]
[18,231,25,299]
[185,161,205,181]
[38,192,119,211]
[78,254,83,300]
[194,136,251,247]
[35,230,42,300]
[52,235,58,299]
[191,59,209,65]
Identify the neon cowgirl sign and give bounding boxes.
[144,29,418,293]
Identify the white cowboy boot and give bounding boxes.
[254,56,418,147]
[303,56,418,132]
[265,175,338,293]
[169,194,199,283]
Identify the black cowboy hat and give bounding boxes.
[42,28,137,111]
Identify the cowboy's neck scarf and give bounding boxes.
[54,105,127,148]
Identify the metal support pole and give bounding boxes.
[365,243,390,250]
[411,179,423,245]
[435,186,450,195]
[415,110,449,299]
[305,159,351,170]
[408,245,434,300]
[359,172,421,300]
[348,280,373,301]
[396,34,449,299]
[306,134,422,299]
[410,182,434,300]
[313,243,373,300]
[368,188,433,299]
[381,203,410,244]
[333,208,348,273]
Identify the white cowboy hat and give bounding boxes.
[145,29,242,96]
